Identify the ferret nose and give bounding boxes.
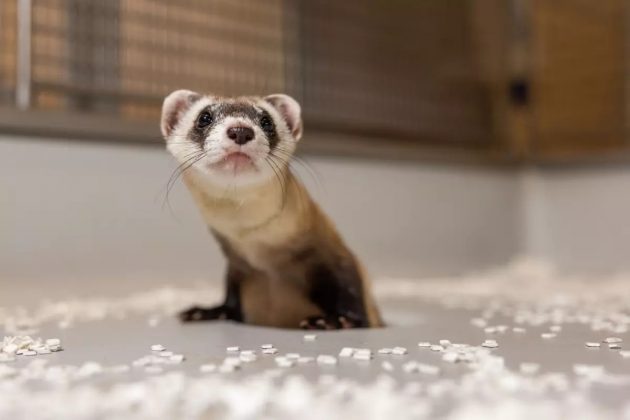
[227,126,255,145]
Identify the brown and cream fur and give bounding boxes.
[161,90,383,329]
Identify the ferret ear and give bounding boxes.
[264,94,303,141]
[160,89,202,138]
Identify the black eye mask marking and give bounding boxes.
[196,111,213,129]
[259,110,278,150]
[188,106,216,146]
[187,101,280,149]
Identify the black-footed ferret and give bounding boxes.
[160,90,383,329]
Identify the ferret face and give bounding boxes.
[161,90,303,187]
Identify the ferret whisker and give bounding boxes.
[273,148,323,193]
[269,152,310,212]
[264,155,289,211]
[165,152,208,202]
[269,153,296,212]
[162,151,207,211]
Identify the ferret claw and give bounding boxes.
[178,305,233,323]
[300,315,356,330]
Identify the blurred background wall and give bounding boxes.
[1,0,630,292]
[0,137,519,300]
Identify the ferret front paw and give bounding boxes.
[178,305,231,322]
[299,315,356,330]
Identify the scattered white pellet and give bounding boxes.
[402,361,419,373]
[45,338,61,347]
[110,365,130,374]
[285,353,300,360]
[573,364,604,377]
[353,350,372,361]
[604,337,623,344]
[240,350,255,356]
[262,348,278,355]
[218,364,238,373]
[151,344,166,352]
[457,353,475,363]
[2,336,65,358]
[470,318,487,328]
[585,342,601,348]
[132,358,150,368]
[159,351,173,357]
[240,353,257,362]
[482,340,498,348]
[442,352,459,363]
[303,334,317,341]
[226,346,240,353]
[520,363,540,374]
[339,348,355,358]
[417,363,440,375]
[297,357,314,364]
[550,325,562,333]
[430,345,444,352]
[439,340,451,347]
[541,333,556,339]
[2,344,18,355]
[620,350,630,358]
[145,366,163,374]
[484,327,497,334]
[496,325,509,333]
[608,343,622,350]
[223,357,241,366]
[512,327,526,333]
[381,361,394,372]
[274,357,294,368]
[169,354,185,363]
[200,364,216,373]
[77,362,103,378]
[316,355,337,365]
[417,342,431,348]
[378,348,392,354]
[276,359,294,368]
[260,344,274,349]
[392,347,407,355]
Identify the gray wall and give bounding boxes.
[0,136,520,300]
[520,165,630,274]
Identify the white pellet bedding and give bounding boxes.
[2,259,630,420]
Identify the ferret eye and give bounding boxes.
[197,111,213,129]
[260,115,274,132]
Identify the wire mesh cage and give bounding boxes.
[30,0,290,117]
[0,0,500,150]
[0,0,18,103]
[0,0,628,160]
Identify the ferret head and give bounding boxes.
[161,90,302,187]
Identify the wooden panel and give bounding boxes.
[299,0,497,148]
[530,0,627,157]
[32,0,67,109]
[0,0,17,101]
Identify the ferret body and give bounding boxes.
[161,90,383,329]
